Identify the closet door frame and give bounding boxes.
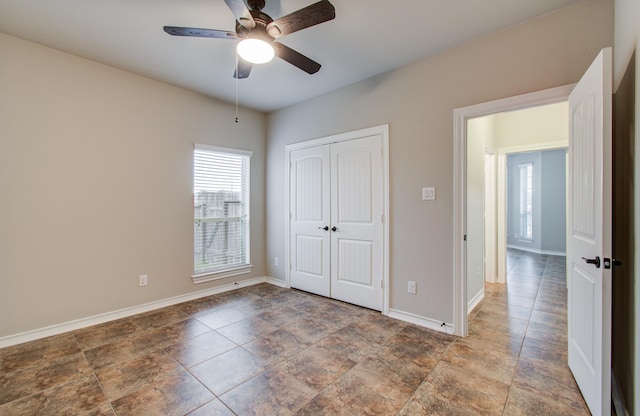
[285,124,390,315]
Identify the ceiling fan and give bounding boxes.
[164,0,335,79]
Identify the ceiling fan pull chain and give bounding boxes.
[235,52,239,123]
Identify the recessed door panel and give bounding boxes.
[336,239,373,286]
[295,157,324,222]
[295,235,324,276]
[336,150,373,224]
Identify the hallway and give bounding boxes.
[466,248,589,414]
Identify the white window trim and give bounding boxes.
[194,143,253,157]
[192,264,254,284]
[192,143,253,284]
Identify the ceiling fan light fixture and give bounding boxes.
[237,38,274,64]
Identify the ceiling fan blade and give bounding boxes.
[224,0,256,30]
[266,0,335,38]
[164,26,238,39]
[234,58,253,79]
[274,43,321,74]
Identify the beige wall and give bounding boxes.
[493,102,568,149]
[0,33,267,338]
[613,0,640,412]
[266,0,613,325]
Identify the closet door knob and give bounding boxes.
[331,226,338,232]
[318,226,329,231]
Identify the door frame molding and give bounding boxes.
[452,85,574,336]
[484,148,496,284]
[284,124,390,315]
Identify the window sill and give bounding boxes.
[192,265,253,284]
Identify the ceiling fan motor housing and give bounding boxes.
[235,9,273,41]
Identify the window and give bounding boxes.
[518,163,533,241]
[193,144,252,283]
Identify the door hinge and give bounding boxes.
[380,280,384,289]
[464,234,467,241]
[381,214,384,223]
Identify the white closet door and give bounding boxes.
[330,135,383,311]
[289,145,331,297]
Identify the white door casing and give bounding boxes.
[484,150,496,283]
[567,47,612,416]
[289,145,331,297]
[453,84,574,336]
[330,136,383,310]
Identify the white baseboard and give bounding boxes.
[265,277,289,288]
[387,309,455,336]
[507,244,566,256]
[0,276,275,349]
[467,289,485,314]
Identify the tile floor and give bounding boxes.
[0,250,589,415]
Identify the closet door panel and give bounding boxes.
[289,145,331,297]
[330,135,383,310]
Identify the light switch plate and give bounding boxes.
[422,187,436,201]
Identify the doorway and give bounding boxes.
[464,101,569,319]
[453,84,574,336]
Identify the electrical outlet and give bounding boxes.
[408,281,417,294]
[274,257,279,266]
[139,274,148,287]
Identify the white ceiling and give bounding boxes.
[0,0,581,112]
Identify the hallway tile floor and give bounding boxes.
[0,250,589,415]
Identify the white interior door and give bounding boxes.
[567,47,612,416]
[290,145,331,297]
[330,135,383,311]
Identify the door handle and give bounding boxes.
[331,226,338,232]
[318,226,329,231]
[581,256,601,268]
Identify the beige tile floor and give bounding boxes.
[0,250,589,415]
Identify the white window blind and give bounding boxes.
[194,144,251,278]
